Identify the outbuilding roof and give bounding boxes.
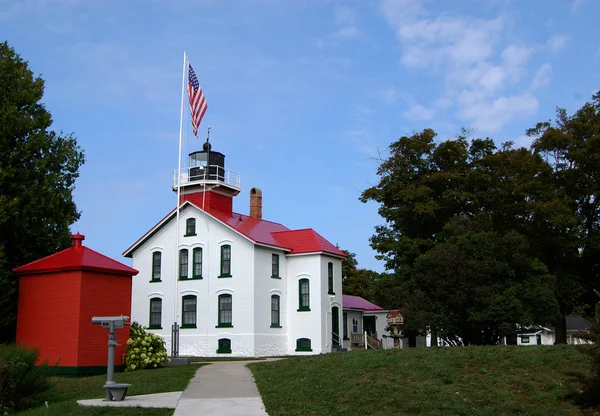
[14,233,139,276]
[342,295,384,311]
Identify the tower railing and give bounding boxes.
[173,165,241,190]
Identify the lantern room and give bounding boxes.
[174,140,241,194]
[13,233,138,375]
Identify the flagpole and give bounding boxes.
[173,50,187,358]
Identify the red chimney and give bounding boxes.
[72,232,85,249]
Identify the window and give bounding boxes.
[220,245,231,277]
[271,254,280,278]
[521,336,530,344]
[343,312,348,339]
[185,218,196,236]
[149,298,162,329]
[151,252,161,282]
[352,319,358,333]
[182,295,197,328]
[295,338,312,352]
[179,249,189,279]
[298,279,310,311]
[217,294,233,327]
[271,295,281,327]
[328,262,334,294]
[192,248,202,279]
[217,338,232,354]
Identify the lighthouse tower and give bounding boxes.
[174,140,241,215]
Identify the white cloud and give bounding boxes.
[531,63,552,90]
[402,103,435,121]
[457,91,538,133]
[379,0,544,133]
[546,35,567,52]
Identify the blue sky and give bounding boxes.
[2,0,599,272]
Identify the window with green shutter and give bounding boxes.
[217,294,233,327]
[151,252,161,282]
[328,262,334,295]
[220,245,231,277]
[271,295,281,328]
[149,298,162,329]
[271,254,280,278]
[298,279,310,311]
[192,247,202,279]
[179,249,189,280]
[185,218,196,236]
[181,295,197,328]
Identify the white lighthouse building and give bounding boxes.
[124,142,346,356]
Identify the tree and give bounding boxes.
[341,249,382,300]
[527,92,600,343]
[0,42,85,342]
[361,128,568,345]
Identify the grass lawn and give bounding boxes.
[17,365,199,416]
[249,345,594,416]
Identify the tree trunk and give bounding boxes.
[554,314,567,344]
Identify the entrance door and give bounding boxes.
[363,316,376,335]
[536,334,542,345]
[332,306,340,346]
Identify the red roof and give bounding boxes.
[343,295,384,311]
[206,209,292,249]
[272,229,346,256]
[123,201,346,258]
[15,234,139,276]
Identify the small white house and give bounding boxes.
[123,143,346,357]
[342,295,394,350]
[502,316,591,346]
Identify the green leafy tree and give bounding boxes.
[361,128,567,345]
[527,92,600,343]
[0,42,84,342]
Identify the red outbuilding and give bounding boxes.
[13,233,138,375]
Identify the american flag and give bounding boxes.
[188,64,207,136]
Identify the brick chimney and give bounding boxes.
[250,187,262,219]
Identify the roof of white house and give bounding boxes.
[123,201,346,258]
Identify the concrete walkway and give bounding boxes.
[174,360,274,416]
[76,359,276,415]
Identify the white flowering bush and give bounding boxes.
[124,322,169,371]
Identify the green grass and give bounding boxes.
[17,365,199,416]
[249,345,594,416]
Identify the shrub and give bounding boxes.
[124,322,169,371]
[0,345,52,412]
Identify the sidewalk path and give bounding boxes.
[174,359,278,416]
